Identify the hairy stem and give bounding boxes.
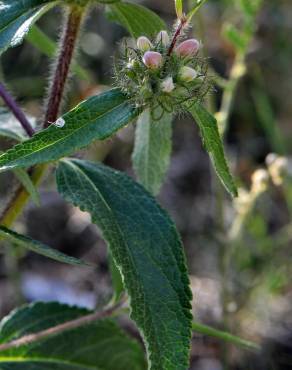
[0,5,86,227]
[0,82,35,137]
[0,301,123,352]
[167,18,187,56]
[44,6,84,127]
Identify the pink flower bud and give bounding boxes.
[156,30,170,47]
[143,51,163,69]
[179,66,198,82]
[137,36,152,51]
[161,76,175,93]
[175,39,200,58]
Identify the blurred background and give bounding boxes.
[0,0,292,369]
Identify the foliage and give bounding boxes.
[0,0,278,369]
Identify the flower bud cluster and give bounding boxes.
[114,29,212,117]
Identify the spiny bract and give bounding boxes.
[114,29,212,120]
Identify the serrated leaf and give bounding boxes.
[0,0,56,55]
[188,103,238,197]
[107,2,166,38]
[0,108,36,141]
[56,159,192,370]
[0,226,88,266]
[0,89,139,173]
[13,169,41,206]
[0,302,146,370]
[132,109,172,195]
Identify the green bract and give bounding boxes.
[114,31,212,117]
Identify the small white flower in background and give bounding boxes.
[137,36,152,51]
[179,66,198,82]
[251,169,270,193]
[156,30,170,47]
[143,51,163,69]
[161,77,175,93]
[175,39,201,58]
[54,117,66,128]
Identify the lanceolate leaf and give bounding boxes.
[0,226,87,266]
[132,109,172,195]
[0,302,146,370]
[56,159,193,370]
[0,0,57,55]
[188,103,238,197]
[0,108,36,141]
[107,2,166,38]
[0,89,139,173]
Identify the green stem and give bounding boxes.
[192,321,260,351]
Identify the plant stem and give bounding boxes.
[167,18,187,56]
[0,301,124,352]
[192,321,260,351]
[0,82,35,137]
[0,5,85,227]
[44,5,84,127]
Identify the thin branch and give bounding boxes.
[0,82,35,137]
[0,301,124,352]
[192,321,260,351]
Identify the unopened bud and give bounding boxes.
[161,76,175,93]
[143,51,163,69]
[156,30,170,47]
[175,39,200,58]
[137,36,152,51]
[179,66,198,82]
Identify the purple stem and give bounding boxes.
[0,82,35,137]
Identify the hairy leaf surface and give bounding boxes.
[188,103,238,197]
[56,159,192,370]
[0,226,87,266]
[107,2,166,38]
[0,0,56,54]
[0,302,146,370]
[132,109,172,195]
[0,89,139,173]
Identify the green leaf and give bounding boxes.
[13,169,41,206]
[188,103,238,197]
[56,159,192,370]
[0,0,57,55]
[175,0,183,18]
[0,302,146,370]
[187,0,208,21]
[109,253,124,303]
[0,225,88,266]
[0,89,139,173]
[132,109,172,195]
[26,26,90,81]
[107,2,166,38]
[0,108,36,141]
